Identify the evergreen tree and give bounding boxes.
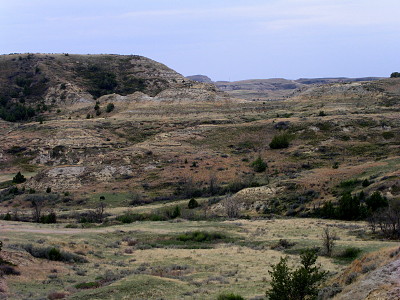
[338,192,360,220]
[251,156,267,172]
[366,191,388,212]
[188,198,199,209]
[12,171,26,184]
[267,249,327,300]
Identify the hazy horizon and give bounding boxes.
[1,0,399,81]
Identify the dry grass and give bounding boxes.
[1,217,397,299]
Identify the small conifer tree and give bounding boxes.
[12,171,26,184]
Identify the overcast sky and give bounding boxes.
[1,0,399,81]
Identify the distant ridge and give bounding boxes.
[187,74,384,100]
[186,74,213,83]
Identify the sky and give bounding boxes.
[1,0,399,81]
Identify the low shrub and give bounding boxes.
[177,231,225,243]
[382,131,395,139]
[345,272,358,285]
[40,212,57,224]
[105,103,115,113]
[0,265,20,276]
[19,244,88,263]
[188,198,199,209]
[271,239,296,250]
[269,133,291,149]
[75,281,100,289]
[165,206,181,219]
[217,293,244,300]
[115,212,167,223]
[251,156,267,172]
[338,247,362,260]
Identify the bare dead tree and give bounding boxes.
[94,202,106,223]
[322,227,337,257]
[374,199,400,239]
[30,195,46,222]
[12,207,20,221]
[182,176,196,198]
[367,214,377,234]
[203,202,210,219]
[209,174,218,196]
[223,195,240,218]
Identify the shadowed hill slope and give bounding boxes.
[0,54,186,117]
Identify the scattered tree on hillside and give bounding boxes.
[12,172,26,184]
[337,192,360,220]
[269,133,291,149]
[251,156,267,172]
[167,206,181,219]
[106,103,115,113]
[188,198,199,209]
[266,248,327,300]
[365,191,388,212]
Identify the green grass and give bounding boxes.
[88,192,130,207]
[0,180,13,189]
[360,157,400,178]
[2,218,398,300]
[75,281,101,289]
[333,247,363,264]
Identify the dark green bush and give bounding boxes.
[115,212,167,223]
[40,212,57,224]
[177,231,225,243]
[382,131,395,139]
[167,206,181,219]
[20,244,88,263]
[390,72,400,78]
[338,192,360,220]
[269,133,290,149]
[188,198,199,209]
[48,248,62,261]
[106,103,115,113]
[75,281,100,289]
[362,179,371,187]
[217,293,244,300]
[12,171,26,184]
[0,102,36,122]
[251,156,267,172]
[339,179,360,189]
[338,247,362,260]
[366,191,388,212]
